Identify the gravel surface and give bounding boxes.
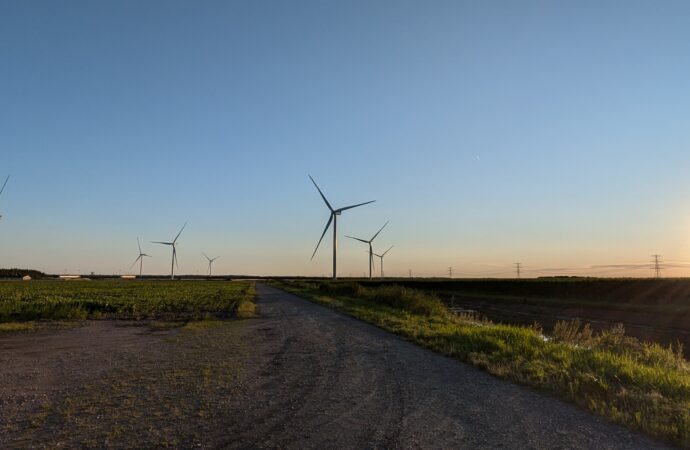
[0,283,671,449]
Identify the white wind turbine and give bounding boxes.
[152,222,187,280]
[203,252,220,276]
[129,238,152,277]
[309,175,375,279]
[346,221,388,279]
[373,245,394,278]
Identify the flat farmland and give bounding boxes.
[0,280,255,323]
[1,279,686,447]
[358,278,690,354]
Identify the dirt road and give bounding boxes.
[229,284,667,449]
[0,283,669,448]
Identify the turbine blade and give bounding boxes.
[311,214,333,260]
[151,241,172,245]
[345,235,369,244]
[382,245,394,256]
[129,255,142,269]
[336,200,375,213]
[308,175,334,212]
[202,252,210,261]
[137,237,142,254]
[370,221,389,241]
[173,222,187,243]
[0,174,9,197]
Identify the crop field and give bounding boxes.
[351,278,690,354]
[0,280,255,323]
[273,279,690,446]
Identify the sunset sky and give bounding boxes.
[2,1,690,277]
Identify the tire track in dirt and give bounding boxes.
[0,285,673,449]
[235,283,669,449]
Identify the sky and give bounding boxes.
[2,1,690,277]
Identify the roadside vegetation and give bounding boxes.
[357,277,690,314]
[0,280,255,322]
[273,279,690,447]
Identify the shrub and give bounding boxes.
[363,285,446,316]
[317,281,446,317]
[552,319,594,346]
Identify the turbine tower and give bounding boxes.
[152,222,187,280]
[0,174,10,221]
[203,252,220,276]
[346,221,389,279]
[373,245,394,278]
[309,175,375,279]
[129,238,152,277]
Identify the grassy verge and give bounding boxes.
[0,280,256,322]
[272,279,690,447]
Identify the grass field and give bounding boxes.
[273,279,690,447]
[356,277,690,311]
[0,280,255,322]
[350,278,690,355]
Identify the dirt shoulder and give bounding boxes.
[0,284,671,448]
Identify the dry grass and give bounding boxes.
[0,321,36,333]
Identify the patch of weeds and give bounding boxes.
[0,321,36,333]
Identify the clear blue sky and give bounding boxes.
[2,1,690,277]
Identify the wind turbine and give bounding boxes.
[309,175,375,279]
[0,174,9,221]
[129,238,152,277]
[373,245,394,278]
[151,222,186,280]
[203,252,220,276]
[346,221,389,279]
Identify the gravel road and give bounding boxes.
[226,283,667,449]
[0,283,671,449]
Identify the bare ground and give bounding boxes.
[0,283,670,449]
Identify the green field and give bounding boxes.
[0,280,255,322]
[273,279,690,447]
[356,277,690,310]
[351,278,690,355]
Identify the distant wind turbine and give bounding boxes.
[203,252,220,276]
[373,245,394,278]
[309,175,375,279]
[0,174,9,221]
[152,222,187,280]
[129,238,152,277]
[346,221,389,279]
